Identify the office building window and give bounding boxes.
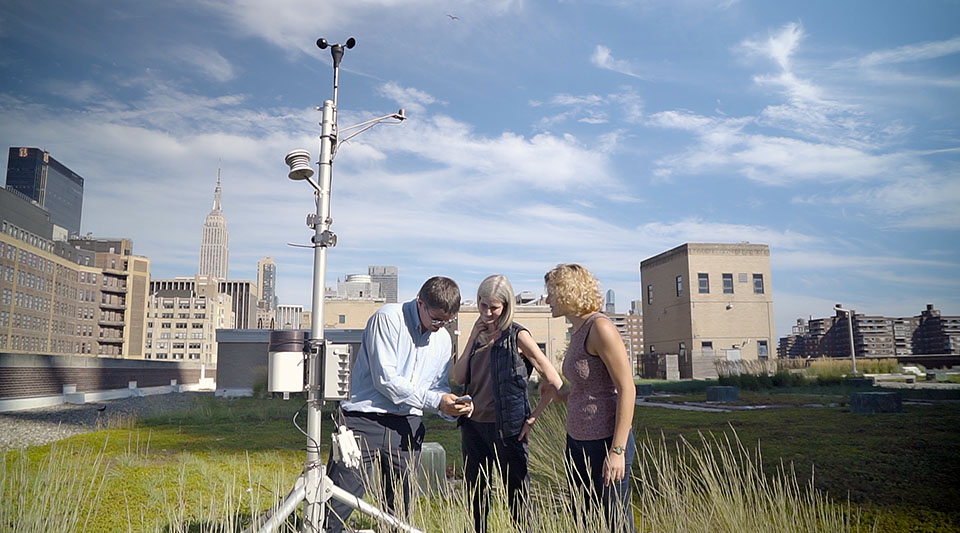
[676,275,683,297]
[647,284,653,304]
[698,273,709,294]
[339,314,346,324]
[702,341,714,356]
[722,273,734,294]
[758,340,769,358]
[753,274,764,294]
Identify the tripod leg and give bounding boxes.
[246,475,307,533]
[326,481,425,533]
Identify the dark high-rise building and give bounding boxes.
[5,147,84,236]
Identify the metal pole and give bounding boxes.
[302,99,335,532]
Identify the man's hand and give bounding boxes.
[439,393,473,416]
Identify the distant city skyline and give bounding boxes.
[1,2,957,337]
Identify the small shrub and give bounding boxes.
[718,375,739,387]
[757,373,773,389]
[817,374,844,387]
[739,374,760,390]
[788,372,807,387]
[772,371,790,388]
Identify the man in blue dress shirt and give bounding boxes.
[325,276,471,532]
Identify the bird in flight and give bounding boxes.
[446,13,460,21]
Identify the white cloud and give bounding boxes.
[858,35,960,67]
[793,171,960,229]
[43,80,107,103]
[740,21,803,73]
[533,88,643,129]
[590,45,645,79]
[650,109,915,185]
[377,82,439,114]
[646,23,960,230]
[200,0,525,58]
[844,35,960,88]
[636,220,818,250]
[351,111,619,194]
[774,250,953,271]
[171,45,237,82]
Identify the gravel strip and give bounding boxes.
[0,392,209,450]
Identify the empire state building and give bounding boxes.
[198,167,229,279]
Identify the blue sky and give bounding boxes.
[1,0,958,337]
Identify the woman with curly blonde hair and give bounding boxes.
[544,264,636,532]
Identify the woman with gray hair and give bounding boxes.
[452,274,563,533]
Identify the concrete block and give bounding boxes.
[635,384,653,397]
[0,396,65,412]
[62,384,77,394]
[417,442,446,493]
[850,392,903,414]
[706,386,739,402]
[665,354,680,381]
[82,389,133,402]
[901,366,923,377]
[64,392,87,404]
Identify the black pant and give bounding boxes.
[460,418,530,533]
[565,432,636,532]
[324,410,425,533]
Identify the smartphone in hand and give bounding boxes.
[455,395,472,404]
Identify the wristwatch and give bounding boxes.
[611,445,624,455]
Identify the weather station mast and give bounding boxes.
[245,37,413,533]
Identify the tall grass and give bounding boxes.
[806,358,900,378]
[3,396,863,532]
[716,358,904,389]
[0,443,107,532]
[529,405,859,533]
[634,431,862,532]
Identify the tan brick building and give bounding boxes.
[323,299,384,330]
[0,222,150,358]
[641,243,775,379]
[143,275,234,364]
[69,238,151,358]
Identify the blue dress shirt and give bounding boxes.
[340,299,453,416]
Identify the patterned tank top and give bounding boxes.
[562,313,618,440]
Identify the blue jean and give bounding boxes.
[565,431,636,532]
